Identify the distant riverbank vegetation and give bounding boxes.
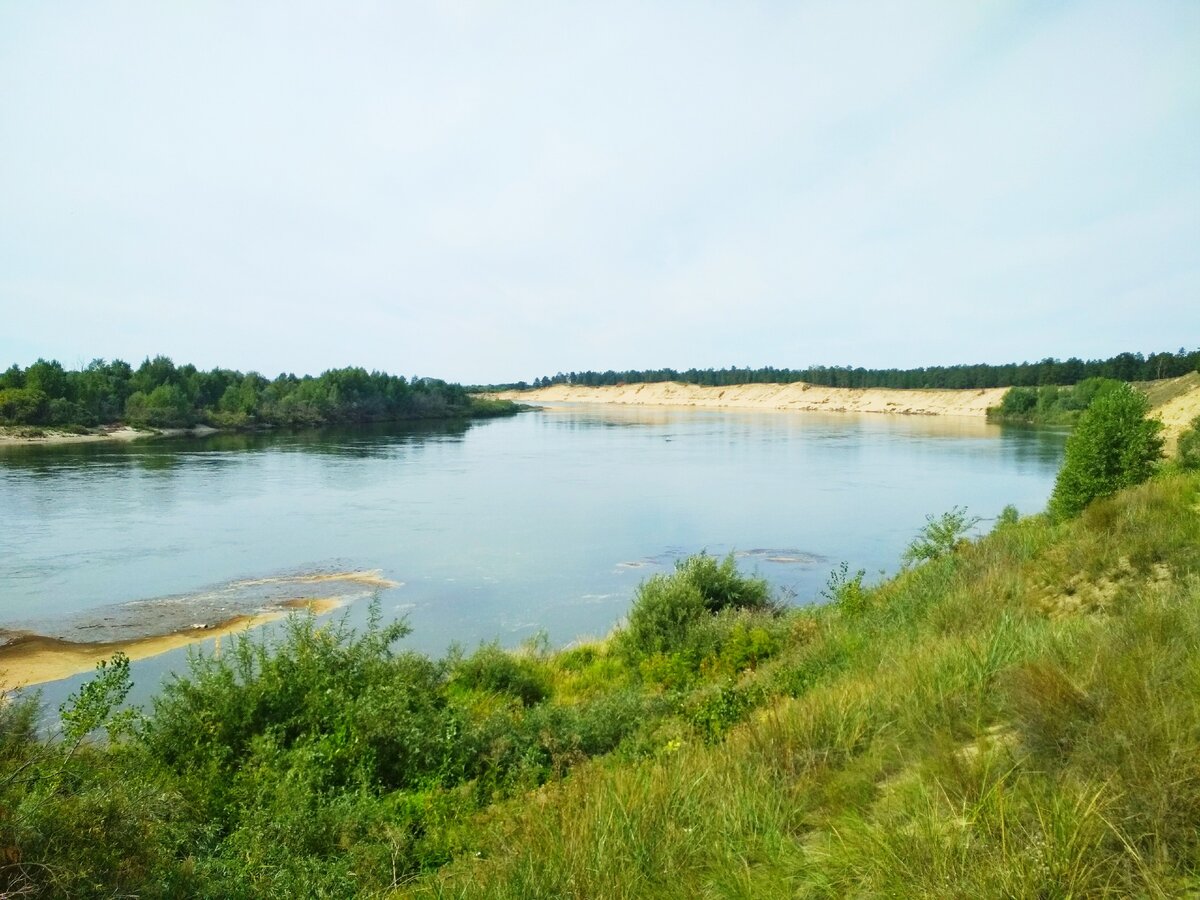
[4,397,1200,894]
[987,376,1124,426]
[487,346,1200,392]
[0,356,518,430]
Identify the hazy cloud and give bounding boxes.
[2,1,1196,382]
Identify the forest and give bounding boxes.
[0,357,516,430]
[498,347,1200,392]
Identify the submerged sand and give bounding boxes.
[493,382,1010,417]
[0,568,402,690]
[0,598,345,690]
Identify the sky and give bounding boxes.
[1,1,1197,385]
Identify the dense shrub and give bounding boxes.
[451,642,551,706]
[1049,383,1164,518]
[619,553,774,661]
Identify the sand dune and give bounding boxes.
[1145,372,1200,454]
[494,382,1010,417]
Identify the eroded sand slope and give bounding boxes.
[495,382,1010,417]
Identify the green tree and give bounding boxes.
[1048,384,1164,518]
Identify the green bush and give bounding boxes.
[902,506,980,566]
[821,561,869,614]
[1178,415,1200,470]
[0,387,48,425]
[989,378,1122,425]
[1049,383,1164,518]
[452,642,550,706]
[619,553,774,661]
[995,504,1020,528]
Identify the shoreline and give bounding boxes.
[492,382,1011,418]
[0,597,346,690]
[0,424,220,448]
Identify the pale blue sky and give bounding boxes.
[1,1,1196,384]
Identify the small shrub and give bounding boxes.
[995,504,1020,529]
[716,621,782,673]
[685,679,755,742]
[821,561,869,614]
[452,643,550,706]
[557,645,598,671]
[1178,415,1200,470]
[902,506,980,566]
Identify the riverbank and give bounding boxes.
[2,470,1197,895]
[0,424,219,447]
[493,381,1011,417]
[1142,371,1200,453]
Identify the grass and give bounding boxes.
[408,471,1200,898]
[2,473,1199,896]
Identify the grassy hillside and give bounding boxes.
[3,473,1199,895]
[412,472,1200,897]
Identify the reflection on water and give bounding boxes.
[1,408,1067,693]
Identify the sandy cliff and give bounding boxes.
[494,382,1010,417]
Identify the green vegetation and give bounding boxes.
[1179,415,1200,471]
[488,346,1200,391]
[0,356,518,431]
[986,376,1124,426]
[3,394,1199,895]
[1049,383,1164,519]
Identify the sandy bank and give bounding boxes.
[494,382,1010,418]
[0,424,220,447]
[0,597,348,690]
[1138,372,1200,455]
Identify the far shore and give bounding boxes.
[492,381,1011,418]
[0,597,346,690]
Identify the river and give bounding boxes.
[0,405,1065,706]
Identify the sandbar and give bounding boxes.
[0,597,345,690]
[0,424,220,447]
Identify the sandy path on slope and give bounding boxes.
[493,382,1010,417]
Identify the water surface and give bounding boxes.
[0,406,1065,701]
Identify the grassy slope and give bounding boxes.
[409,471,1200,898]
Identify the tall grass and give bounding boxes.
[2,474,1198,896]
[411,473,1200,898]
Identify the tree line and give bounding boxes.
[495,347,1200,392]
[0,356,515,429]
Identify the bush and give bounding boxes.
[619,553,774,660]
[1178,415,1200,470]
[902,506,980,566]
[821,561,869,614]
[452,643,551,706]
[0,387,48,425]
[1049,384,1164,518]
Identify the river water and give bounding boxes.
[0,405,1065,703]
